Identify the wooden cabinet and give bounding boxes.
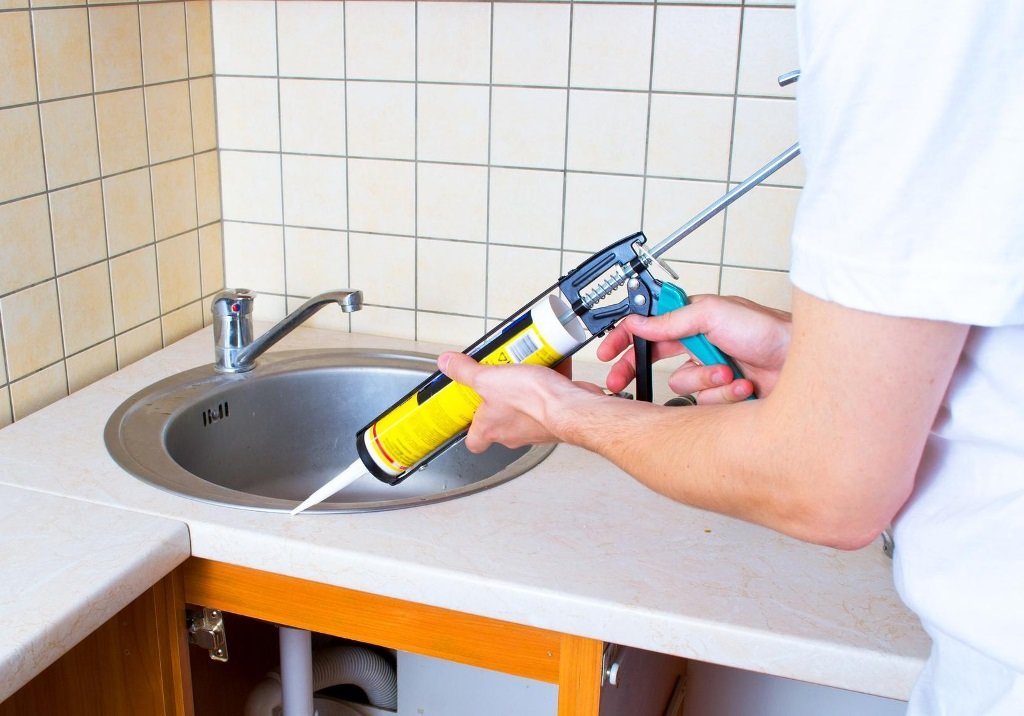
[0,572,192,716]
[2,558,608,715]
[182,558,604,716]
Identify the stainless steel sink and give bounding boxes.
[104,349,555,513]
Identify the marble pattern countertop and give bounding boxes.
[0,484,189,702]
[0,325,929,702]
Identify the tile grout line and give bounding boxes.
[274,0,288,319]
[718,0,745,296]
[341,1,352,335]
[28,1,69,409]
[556,1,574,276]
[482,2,494,330]
[412,0,419,341]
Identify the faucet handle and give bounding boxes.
[212,288,256,318]
[212,289,257,372]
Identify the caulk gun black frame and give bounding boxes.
[356,231,665,485]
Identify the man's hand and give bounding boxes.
[438,353,606,453]
[598,295,791,404]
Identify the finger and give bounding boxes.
[463,428,491,453]
[694,379,755,405]
[438,352,483,388]
[667,363,734,396]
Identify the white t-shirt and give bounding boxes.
[789,3,1024,713]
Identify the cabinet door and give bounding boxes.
[0,573,193,716]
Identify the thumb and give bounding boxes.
[438,352,482,387]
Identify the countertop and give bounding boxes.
[0,325,930,702]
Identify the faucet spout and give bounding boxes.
[212,289,363,373]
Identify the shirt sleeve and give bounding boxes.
[789,2,1024,326]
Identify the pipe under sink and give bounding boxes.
[104,349,555,513]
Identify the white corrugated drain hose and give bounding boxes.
[244,645,398,716]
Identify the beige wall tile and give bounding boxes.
[281,154,347,230]
[738,7,798,98]
[647,93,734,181]
[249,291,285,323]
[151,156,197,239]
[0,281,63,380]
[281,78,347,154]
[0,0,29,10]
[349,233,415,309]
[486,245,561,319]
[284,227,348,298]
[110,245,159,332]
[0,195,54,295]
[39,96,100,189]
[10,362,67,420]
[185,0,213,76]
[189,77,216,153]
[350,305,414,341]
[417,162,487,242]
[720,267,792,312]
[488,168,564,250]
[145,80,193,163]
[57,262,114,354]
[723,185,799,271]
[644,178,726,264]
[492,3,569,88]
[563,172,643,253]
[198,222,223,296]
[277,0,345,79]
[570,5,652,91]
[210,0,276,76]
[162,300,202,344]
[417,84,489,164]
[0,387,11,429]
[140,2,187,84]
[0,330,7,384]
[417,1,490,84]
[215,76,279,151]
[490,87,567,170]
[731,97,804,187]
[566,90,648,175]
[345,81,411,159]
[219,151,281,224]
[89,4,142,92]
[156,231,201,312]
[652,6,740,94]
[0,105,45,203]
[32,7,92,100]
[103,167,154,255]
[115,318,161,368]
[0,11,37,105]
[344,1,414,81]
[347,159,414,236]
[416,312,484,348]
[222,221,284,294]
[417,239,485,315]
[194,150,220,225]
[95,88,148,175]
[66,338,116,393]
[50,180,106,274]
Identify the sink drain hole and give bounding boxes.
[202,401,229,426]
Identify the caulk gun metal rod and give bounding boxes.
[646,142,802,261]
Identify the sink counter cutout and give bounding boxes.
[0,323,930,703]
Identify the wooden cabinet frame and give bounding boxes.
[182,557,603,715]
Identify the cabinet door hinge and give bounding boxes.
[186,607,229,662]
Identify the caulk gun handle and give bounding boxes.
[634,337,654,402]
[655,283,756,401]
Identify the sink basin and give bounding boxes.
[104,349,555,513]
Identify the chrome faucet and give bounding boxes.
[211,288,363,373]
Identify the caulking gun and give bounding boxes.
[354,139,802,486]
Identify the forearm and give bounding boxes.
[549,291,968,549]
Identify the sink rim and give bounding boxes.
[104,348,555,513]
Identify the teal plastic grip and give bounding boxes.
[654,283,752,396]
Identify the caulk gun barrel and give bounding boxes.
[647,142,801,260]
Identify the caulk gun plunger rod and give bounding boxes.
[647,142,801,260]
[556,142,801,327]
